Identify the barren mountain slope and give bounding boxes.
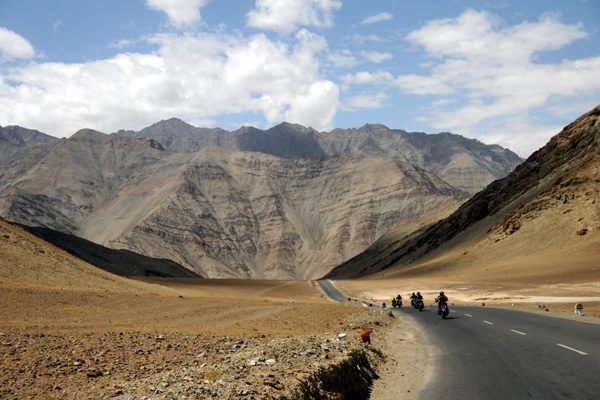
[19,224,198,278]
[327,105,600,282]
[102,148,465,278]
[319,125,522,193]
[0,135,465,278]
[0,217,156,293]
[0,126,59,190]
[0,129,169,234]
[116,120,522,193]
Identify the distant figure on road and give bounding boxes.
[382,302,386,309]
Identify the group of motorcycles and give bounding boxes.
[389,292,450,319]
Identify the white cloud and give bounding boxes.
[406,10,587,64]
[327,50,357,68]
[341,70,394,87]
[344,9,600,156]
[0,30,339,135]
[247,0,342,34]
[0,27,35,60]
[52,20,62,32]
[350,33,383,44]
[360,12,393,25]
[343,92,387,111]
[361,51,393,63]
[109,38,135,50]
[146,0,208,28]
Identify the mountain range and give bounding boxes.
[115,119,522,194]
[327,105,600,282]
[0,120,522,278]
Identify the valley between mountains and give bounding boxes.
[0,121,520,279]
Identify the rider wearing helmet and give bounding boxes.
[435,291,448,313]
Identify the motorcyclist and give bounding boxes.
[416,292,423,301]
[391,298,397,308]
[435,291,448,314]
[395,294,402,308]
[410,292,417,307]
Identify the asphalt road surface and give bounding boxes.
[316,280,600,400]
[316,279,350,302]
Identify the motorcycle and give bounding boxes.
[438,302,449,319]
[415,298,424,311]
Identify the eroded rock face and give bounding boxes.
[0,131,465,278]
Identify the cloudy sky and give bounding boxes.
[1,0,599,156]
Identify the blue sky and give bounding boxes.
[0,0,599,156]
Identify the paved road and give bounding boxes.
[315,279,351,302]
[316,281,600,400]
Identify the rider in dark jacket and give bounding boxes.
[435,291,448,313]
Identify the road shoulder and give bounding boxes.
[369,311,430,400]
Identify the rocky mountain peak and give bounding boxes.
[358,123,390,132]
[0,126,56,145]
[149,117,196,132]
[70,128,108,143]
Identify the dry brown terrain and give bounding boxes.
[0,218,421,399]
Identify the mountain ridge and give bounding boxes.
[325,104,600,280]
[0,139,466,278]
[114,119,523,193]
[0,120,525,279]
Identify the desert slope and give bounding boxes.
[0,217,157,292]
[327,105,600,282]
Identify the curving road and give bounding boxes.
[316,280,600,400]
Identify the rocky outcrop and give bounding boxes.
[326,105,600,279]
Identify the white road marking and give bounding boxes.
[510,329,526,335]
[450,310,456,313]
[557,344,588,355]
[464,313,472,317]
[483,320,494,325]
